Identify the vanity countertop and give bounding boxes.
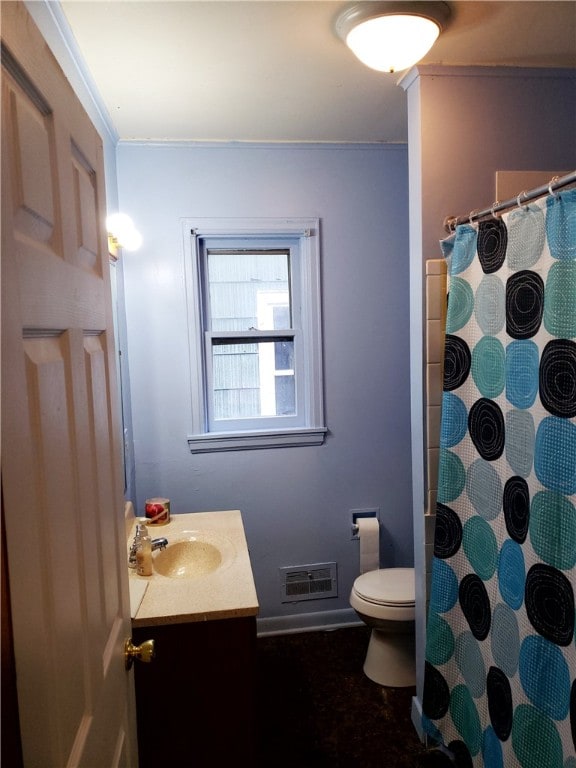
[128,509,259,627]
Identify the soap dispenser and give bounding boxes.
[136,523,153,577]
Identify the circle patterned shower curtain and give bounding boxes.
[423,188,576,768]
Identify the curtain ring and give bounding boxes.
[491,201,501,219]
[548,175,560,196]
[443,215,457,233]
[516,190,528,210]
[468,210,478,224]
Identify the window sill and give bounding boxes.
[187,427,327,453]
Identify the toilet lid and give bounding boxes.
[353,568,415,606]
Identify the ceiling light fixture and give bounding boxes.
[336,1,450,74]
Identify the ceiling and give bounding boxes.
[59,0,576,144]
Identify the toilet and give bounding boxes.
[349,567,416,687]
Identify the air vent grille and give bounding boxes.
[279,562,338,602]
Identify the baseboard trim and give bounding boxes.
[411,695,425,743]
[257,608,363,637]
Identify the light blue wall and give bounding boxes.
[117,142,412,623]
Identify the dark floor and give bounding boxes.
[255,625,453,768]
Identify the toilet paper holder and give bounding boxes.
[351,508,379,540]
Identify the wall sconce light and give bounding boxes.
[336,2,450,74]
[106,212,143,254]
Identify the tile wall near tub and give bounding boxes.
[424,259,448,598]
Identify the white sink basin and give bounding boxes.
[152,530,235,579]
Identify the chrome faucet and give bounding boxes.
[128,525,168,569]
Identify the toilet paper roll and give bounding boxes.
[357,517,380,574]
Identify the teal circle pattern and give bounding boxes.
[511,704,563,768]
[446,277,475,333]
[506,340,540,409]
[483,726,504,768]
[544,261,576,338]
[450,685,482,756]
[475,275,506,335]
[546,189,576,261]
[535,416,576,495]
[450,225,478,274]
[505,410,535,478]
[506,204,546,270]
[426,611,455,666]
[491,603,520,677]
[466,458,503,520]
[438,449,466,503]
[498,539,525,610]
[530,491,576,570]
[519,635,570,720]
[429,558,459,614]
[440,392,468,448]
[472,336,505,398]
[455,631,486,698]
[463,516,498,580]
[441,235,455,261]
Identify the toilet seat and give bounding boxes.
[353,568,415,607]
[350,568,415,622]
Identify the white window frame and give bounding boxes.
[183,217,326,453]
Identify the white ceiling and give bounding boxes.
[59,0,576,143]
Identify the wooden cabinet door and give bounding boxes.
[1,3,137,766]
[133,618,257,767]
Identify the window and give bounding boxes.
[184,218,325,452]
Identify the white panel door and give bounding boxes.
[1,3,138,766]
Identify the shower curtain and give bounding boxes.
[423,187,576,768]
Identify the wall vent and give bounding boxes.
[279,562,338,603]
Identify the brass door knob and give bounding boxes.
[124,638,155,670]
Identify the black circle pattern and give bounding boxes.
[423,661,450,720]
[447,741,473,768]
[478,219,507,274]
[459,573,491,641]
[426,751,454,767]
[487,666,513,741]
[434,503,463,559]
[443,335,471,392]
[506,270,544,339]
[503,476,530,543]
[468,398,505,461]
[525,564,575,646]
[539,338,576,418]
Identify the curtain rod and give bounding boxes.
[443,170,576,233]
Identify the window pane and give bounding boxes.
[207,250,291,331]
[275,338,293,371]
[213,343,259,390]
[275,375,296,416]
[212,339,295,420]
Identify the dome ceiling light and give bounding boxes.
[335,1,451,74]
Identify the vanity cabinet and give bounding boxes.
[128,511,260,768]
[133,615,257,767]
